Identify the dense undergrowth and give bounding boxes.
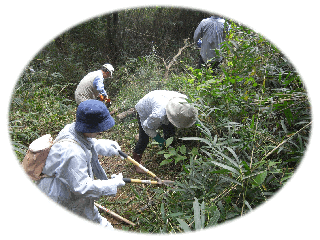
[9,19,311,233]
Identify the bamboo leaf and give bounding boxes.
[280,120,288,134]
[220,175,242,185]
[213,135,218,145]
[180,137,212,147]
[193,197,201,230]
[244,200,253,211]
[250,115,255,129]
[226,147,240,164]
[207,209,220,226]
[211,160,240,176]
[161,203,165,220]
[200,201,205,229]
[214,150,239,168]
[177,218,191,232]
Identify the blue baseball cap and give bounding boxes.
[75,100,115,133]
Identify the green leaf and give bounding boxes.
[214,150,239,168]
[177,218,191,232]
[280,120,288,134]
[166,137,174,146]
[161,202,165,220]
[168,148,176,155]
[180,137,212,147]
[244,200,252,211]
[131,186,141,200]
[160,159,173,166]
[207,209,220,226]
[164,153,174,159]
[168,212,184,218]
[175,154,187,164]
[250,115,255,129]
[200,201,205,229]
[268,161,278,167]
[157,150,166,155]
[241,160,251,172]
[226,147,240,164]
[193,197,201,230]
[179,145,186,154]
[211,161,240,176]
[220,175,242,185]
[252,171,268,187]
[191,147,199,155]
[213,135,218,145]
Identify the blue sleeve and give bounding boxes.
[194,21,203,42]
[93,76,107,97]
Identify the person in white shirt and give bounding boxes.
[133,90,198,173]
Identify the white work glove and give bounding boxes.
[94,139,122,158]
[111,173,125,187]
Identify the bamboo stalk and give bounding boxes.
[252,121,312,171]
[94,203,136,226]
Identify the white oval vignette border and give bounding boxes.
[2,1,319,240]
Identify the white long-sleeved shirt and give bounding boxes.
[135,90,187,138]
[37,123,119,228]
[194,17,227,63]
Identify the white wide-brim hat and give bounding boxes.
[166,97,198,128]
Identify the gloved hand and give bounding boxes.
[197,39,202,48]
[111,173,125,187]
[94,139,122,157]
[97,94,107,102]
[153,133,165,147]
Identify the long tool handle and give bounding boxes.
[118,150,157,179]
[123,178,158,184]
[94,203,136,226]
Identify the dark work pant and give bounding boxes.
[197,55,222,71]
[134,113,176,154]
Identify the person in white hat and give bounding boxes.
[75,63,114,105]
[133,90,198,173]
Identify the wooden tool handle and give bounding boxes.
[118,150,157,178]
[123,178,158,184]
[94,203,136,226]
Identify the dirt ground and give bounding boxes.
[96,141,176,231]
[93,110,183,232]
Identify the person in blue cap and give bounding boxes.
[37,100,124,229]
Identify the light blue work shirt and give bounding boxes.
[194,16,229,63]
[37,123,119,229]
[93,74,108,97]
